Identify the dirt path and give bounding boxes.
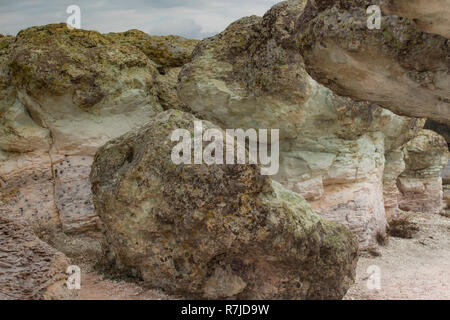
[80,212,450,300]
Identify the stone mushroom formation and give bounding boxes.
[0,0,448,299]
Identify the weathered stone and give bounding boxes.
[383,149,406,221]
[398,130,449,213]
[53,156,101,234]
[381,0,450,40]
[425,120,450,145]
[297,0,450,122]
[0,24,197,265]
[105,30,199,70]
[105,30,199,110]
[0,152,60,234]
[178,0,424,248]
[91,110,359,300]
[444,185,450,209]
[443,160,450,185]
[0,213,77,300]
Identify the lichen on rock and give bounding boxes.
[0,23,198,267]
[90,109,359,300]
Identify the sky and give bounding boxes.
[0,0,281,39]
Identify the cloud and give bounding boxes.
[148,18,215,39]
[0,0,280,38]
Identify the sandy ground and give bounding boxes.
[344,212,450,300]
[79,212,450,300]
[80,273,173,300]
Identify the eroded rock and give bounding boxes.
[0,24,198,266]
[398,130,449,213]
[90,110,359,300]
[383,149,406,221]
[0,213,77,300]
[178,0,424,248]
[381,0,450,39]
[105,30,199,110]
[297,0,450,122]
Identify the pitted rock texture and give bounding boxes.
[0,213,77,300]
[296,0,450,122]
[398,130,449,214]
[178,0,424,248]
[90,110,359,300]
[0,24,197,265]
[105,30,199,110]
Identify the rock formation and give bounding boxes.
[1,1,449,300]
[0,24,197,265]
[383,149,406,221]
[90,109,359,300]
[104,30,199,110]
[0,212,77,300]
[381,0,450,39]
[397,130,449,213]
[296,0,450,122]
[178,0,424,248]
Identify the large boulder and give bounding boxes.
[90,110,359,300]
[398,130,449,213]
[296,0,450,122]
[178,0,424,248]
[0,24,197,265]
[0,212,77,300]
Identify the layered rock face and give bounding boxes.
[296,0,450,122]
[178,0,423,248]
[383,149,406,220]
[0,24,197,264]
[398,130,449,213]
[90,110,359,300]
[0,212,77,300]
